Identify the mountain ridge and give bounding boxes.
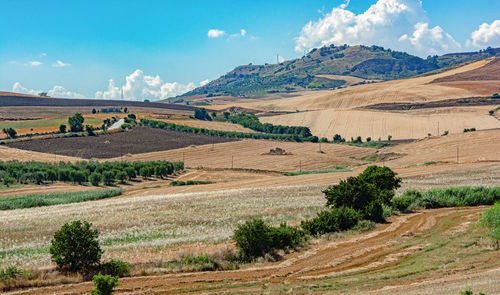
[178,45,500,99]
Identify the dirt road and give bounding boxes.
[10,206,495,295]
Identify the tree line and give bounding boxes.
[0,160,184,187]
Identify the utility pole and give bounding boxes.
[456,146,459,164]
[231,156,234,169]
[437,121,440,136]
[299,160,302,172]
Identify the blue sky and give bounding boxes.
[1,0,499,100]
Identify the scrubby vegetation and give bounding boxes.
[0,160,183,187]
[284,166,351,176]
[392,186,500,211]
[481,202,500,249]
[91,273,119,295]
[233,166,401,259]
[169,180,213,186]
[0,188,122,210]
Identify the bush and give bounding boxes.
[492,93,500,98]
[59,124,67,133]
[233,219,305,260]
[91,273,119,295]
[115,171,127,184]
[301,206,361,236]
[90,172,102,186]
[233,219,273,260]
[86,125,96,136]
[457,286,488,295]
[98,260,131,277]
[50,220,102,273]
[124,167,136,180]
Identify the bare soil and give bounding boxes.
[6,127,239,159]
[431,57,500,83]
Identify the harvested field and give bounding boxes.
[364,96,500,111]
[112,139,373,172]
[6,127,239,159]
[260,106,500,140]
[431,57,500,83]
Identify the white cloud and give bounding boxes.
[240,29,247,37]
[208,29,226,38]
[52,60,71,67]
[399,22,461,55]
[199,79,210,86]
[277,55,285,63]
[95,69,196,100]
[295,0,461,57]
[40,53,47,57]
[27,61,42,66]
[12,82,86,98]
[468,20,500,48]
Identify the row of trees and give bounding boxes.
[0,160,184,187]
[140,118,320,142]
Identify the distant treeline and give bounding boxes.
[0,160,184,187]
[222,113,313,137]
[140,118,320,142]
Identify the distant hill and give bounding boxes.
[180,45,500,98]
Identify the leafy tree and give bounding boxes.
[73,171,87,185]
[333,134,345,143]
[91,273,119,295]
[68,113,85,132]
[124,167,136,180]
[223,111,230,119]
[116,171,127,184]
[59,124,67,133]
[50,220,102,273]
[2,128,17,138]
[233,219,273,260]
[102,171,114,186]
[90,172,101,186]
[358,165,401,204]
[92,108,97,114]
[194,108,212,121]
[492,93,500,98]
[123,107,128,113]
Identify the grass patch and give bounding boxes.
[393,186,500,211]
[0,183,24,190]
[0,188,122,210]
[284,166,351,176]
[347,141,393,149]
[169,180,214,186]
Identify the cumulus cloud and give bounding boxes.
[12,82,86,98]
[208,29,226,38]
[199,79,210,86]
[295,0,461,57]
[240,29,247,37]
[467,20,500,48]
[52,60,71,67]
[95,69,196,100]
[27,61,42,66]
[277,55,285,63]
[399,22,461,55]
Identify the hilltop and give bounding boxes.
[179,45,500,99]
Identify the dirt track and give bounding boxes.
[9,207,493,295]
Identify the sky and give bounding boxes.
[1,0,499,101]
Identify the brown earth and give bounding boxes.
[5,127,240,159]
[9,206,497,295]
[431,57,500,83]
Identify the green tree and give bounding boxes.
[124,167,136,180]
[68,113,85,132]
[91,273,119,295]
[2,127,17,138]
[358,165,401,204]
[59,124,67,133]
[90,172,101,186]
[233,219,273,260]
[73,171,87,185]
[116,171,127,184]
[86,125,96,136]
[49,220,102,273]
[102,171,114,186]
[92,108,97,114]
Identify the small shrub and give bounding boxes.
[59,124,67,133]
[492,93,500,98]
[98,260,131,277]
[481,202,500,249]
[50,220,102,273]
[102,171,115,186]
[301,206,361,236]
[269,223,305,250]
[442,130,449,136]
[233,219,273,260]
[91,273,119,295]
[457,286,488,295]
[2,128,17,138]
[115,171,127,184]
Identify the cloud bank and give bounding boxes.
[95,69,197,100]
[295,0,461,57]
[12,82,86,98]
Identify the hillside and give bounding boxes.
[180,45,500,98]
